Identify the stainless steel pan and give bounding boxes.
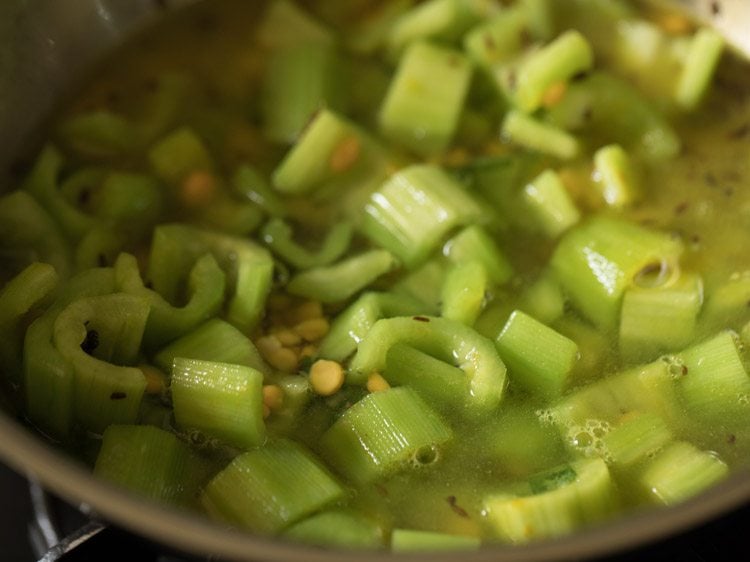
[1,1,750,560]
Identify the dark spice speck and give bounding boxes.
[81,329,99,355]
[447,495,469,518]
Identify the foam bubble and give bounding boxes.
[566,419,611,457]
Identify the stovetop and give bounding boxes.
[2,461,748,562]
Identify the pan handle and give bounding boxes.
[37,521,106,562]
[28,478,199,561]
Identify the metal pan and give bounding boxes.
[1,1,749,560]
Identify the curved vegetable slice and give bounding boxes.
[115,252,225,350]
[349,316,507,415]
[286,249,397,303]
[24,268,117,437]
[0,262,58,383]
[201,439,344,534]
[148,224,273,333]
[0,190,72,281]
[261,218,353,270]
[53,293,149,433]
[483,458,617,543]
[317,291,427,362]
[58,111,142,158]
[22,146,96,240]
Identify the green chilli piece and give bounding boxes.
[511,30,594,113]
[148,224,273,333]
[379,41,472,155]
[677,331,750,424]
[232,165,286,217]
[362,164,481,267]
[483,458,617,543]
[320,387,452,484]
[74,224,131,271]
[261,218,353,270]
[24,268,116,437]
[443,225,513,286]
[349,315,507,415]
[317,291,426,362]
[191,193,265,237]
[496,310,579,399]
[386,0,493,59]
[94,424,199,505]
[0,190,72,282]
[391,529,480,552]
[440,260,488,326]
[23,146,96,241]
[593,144,639,208]
[154,318,268,375]
[619,272,703,362]
[148,127,213,185]
[52,293,149,434]
[635,441,728,505]
[286,249,397,303]
[115,252,225,350]
[676,28,724,111]
[550,216,684,330]
[58,110,142,158]
[171,357,265,450]
[284,509,384,549]
[201,439,345,534]
[501,110,580,160]
[519,169,581,238]
[0,263,59,383]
